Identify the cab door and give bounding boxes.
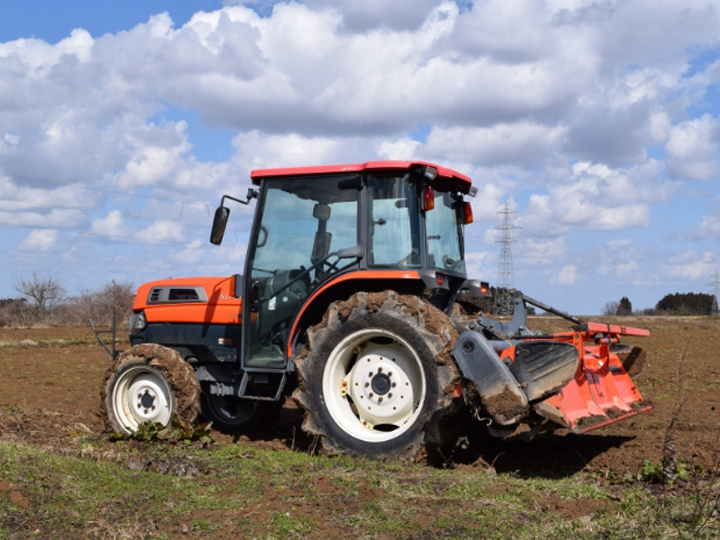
[241,175,361,372]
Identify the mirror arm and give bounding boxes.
[221,188,258,208]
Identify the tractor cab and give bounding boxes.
[211,161,475,371]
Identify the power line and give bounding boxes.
[0,197,214,231]
[2,171,221,209]
[492,203,521,316]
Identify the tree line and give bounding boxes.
[604,292,718,316]
[0,273,135,328]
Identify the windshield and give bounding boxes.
[426,190,466,274]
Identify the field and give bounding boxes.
[1,316,720,539]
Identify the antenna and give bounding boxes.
[492,203,521,315]
[709,271,720,316]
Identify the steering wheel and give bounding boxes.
[257,225,268,248]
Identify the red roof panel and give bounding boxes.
[250,160,471,189]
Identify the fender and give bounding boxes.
[286,270,425,358]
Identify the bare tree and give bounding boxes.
[602,301,620,316]
[12,273,65,312]
[71,280,135,327]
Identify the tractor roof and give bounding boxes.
[250,161,472,193]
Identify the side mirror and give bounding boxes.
[210,206,230,245]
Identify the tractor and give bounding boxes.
[100,161,651,460]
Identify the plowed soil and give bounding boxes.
[1,317,719,477]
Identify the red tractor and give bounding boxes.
[100,161,651,459]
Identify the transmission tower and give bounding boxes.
[709,271,720,315]
[492,203,521,315]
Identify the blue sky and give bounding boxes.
[1,0,720,315]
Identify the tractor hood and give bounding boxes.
[133,276,243,325]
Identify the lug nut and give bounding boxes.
[388,393,393,398]
[378,366,383,372]
[369,392,374,398]
[378,397,383,403]
[365,382,369,387]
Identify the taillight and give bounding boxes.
[463,201,474,224]
[423,187,435,211]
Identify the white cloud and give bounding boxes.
[422,122,566,168]
[664,251,719,280]
[305,0,443,32]
[691,215,720,240]
[551,265,577,286]
[520,161,660,235]
[0,0,720,312]
[91,210,129,238]
[665,114,720,180]
[17,229,58,252]
[517,237,568,266]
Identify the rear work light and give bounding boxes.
[423,187,435,211]
[463,201,474,224]
[421,165,437,180]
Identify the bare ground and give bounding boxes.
[1,316,718,478]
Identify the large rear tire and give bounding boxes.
[293,291,463,461]
[101,344,201,434]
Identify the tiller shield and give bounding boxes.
[534,323,652,433]
[453,293,652,434]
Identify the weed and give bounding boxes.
[109,414,212,445]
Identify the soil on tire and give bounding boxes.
[293,290,464,462]
[100,343,201,433]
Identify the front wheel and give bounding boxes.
[101,344,201,434]
[294,291,462,460]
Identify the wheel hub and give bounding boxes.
[140,391,155,409]
[344,342,418,429]
[371,372,391,395]
[113,368,172,430]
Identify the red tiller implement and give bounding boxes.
[453,293,652,435]
[537,323,651,433]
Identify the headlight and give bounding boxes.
[129,311,147,333]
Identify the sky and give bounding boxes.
[1,0,720,315]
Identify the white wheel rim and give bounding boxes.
[322,328,426,443]
[112,366,173,433]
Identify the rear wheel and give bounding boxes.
[101,344,201,434]
[294,291,463,461]
[200,393,281,432]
